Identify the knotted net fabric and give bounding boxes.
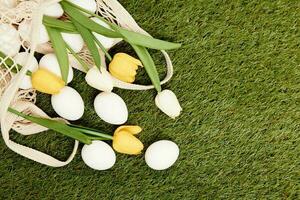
[0,0,173,166]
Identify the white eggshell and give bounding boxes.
[94,92,128,125]
[145,140,179,170]
[13,52,38,89]
[14,52,38,72]
[62,33,84,53]
[90,17,117,49]
[18,20,49,44]
[43,3,64,18]
[18,75,32,90]
[85,66,114,92]
[51,86,84,121]
[0,24,21,57]
[81,140,116,170]
[39,53,73,83]
[11,73,33,90]
[68,0,97,14]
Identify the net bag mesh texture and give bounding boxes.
[0,0,173,166]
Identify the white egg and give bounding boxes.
[13,52,38,89]
[18,20,49,45]
[14,52,38,72]
[81,140,116,170]
[18,75,32,90]
[39,53,73,83]
[0,24,21,57]
[85,66,114,92]
[68,0,97,14]
[94,92,128,125]
[51,86,84,121]
[62,32,84,53]
[90,17,117,49]
[43,3,64,18]
[145,140,179,170]
[11,72,32,90]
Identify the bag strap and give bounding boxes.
[0,0,79,167]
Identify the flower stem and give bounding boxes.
[68,124,113,140]
[66,44,90,71]
[92,34,112,61]
[8,107,92,144]
[8,107,114,143]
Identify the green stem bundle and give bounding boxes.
[8,107,113,144]
[42,0,181,92]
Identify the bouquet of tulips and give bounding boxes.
[0,0,181,170]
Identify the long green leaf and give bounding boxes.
[43,16,77,33]
[114,26,181,50]
[71,19,101,69]
[69,124,113,140]
[65,44,90,72]
[8,107,92,144]
[92,34,112,61]
[61,1,121,38]
[0,51,32,76]
[63,0,181,50]
[46,26,69,83]
[131,45,162,92]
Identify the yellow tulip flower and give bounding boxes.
[112,125,144,155]
[31,68,65,95]
[109,53,142,83]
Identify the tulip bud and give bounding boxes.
[112,125,144,155]
[85,66,114,92]
[109,53,142,83]
[155,90,182,119]
[31,68,65,94]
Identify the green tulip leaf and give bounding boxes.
[69,124,113,140]
[46,26,69,83]
[114,26,181,50]
[43,16,77,33]
[131,45,162,92]
[61,1,121,38]
[92,34,112,61]
[71,19,102,69]
[8,107,92,144]
[65,44,90,72]
[62,0,181,50]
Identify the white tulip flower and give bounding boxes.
[85,66,114,92]
[155,90,182,119]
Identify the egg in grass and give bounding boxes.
[51,86,84,121]
[145,140,179,170]
[81,141,116,170]
[94,92,128,125]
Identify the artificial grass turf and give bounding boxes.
[0,0,300,199]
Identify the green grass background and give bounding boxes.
[1,0,300,199]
